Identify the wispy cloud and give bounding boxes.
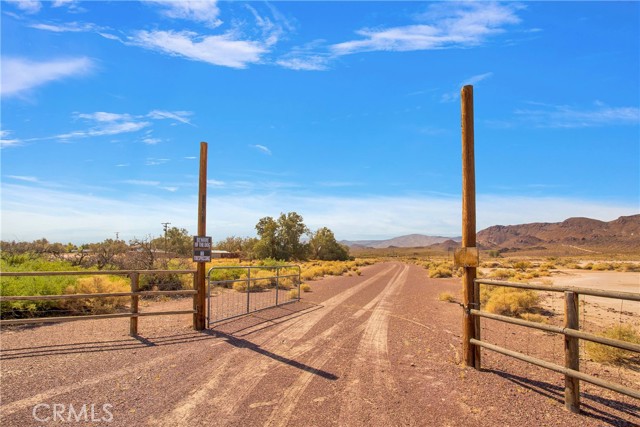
[441,72,493,103]
[7,175,39,182]
[1,56,95,98]
[251,144,272,155]
[130,30,269,69]
[29,22,99,33]
[147,110,193,125]
[0,130,22,148]
[56,121,151,140]
[5,0,42,14]
[39,110,194,142]
[330,2,521,56]
[514,102,640,128]
[2,183,636,243]
[147,0,222,28]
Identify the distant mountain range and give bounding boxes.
[341,215,640,252]
[341,234,461,249]
[477,214,640,252]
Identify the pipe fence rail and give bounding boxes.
[0,270,197,335]
[208,265,301,325]
[470,278,640,412]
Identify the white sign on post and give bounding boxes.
[193,236,212,262]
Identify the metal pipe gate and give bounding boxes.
[207,265,301,325]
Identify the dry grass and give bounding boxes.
[585,324,640,365]
[62,276,130,314]
[438,292,456,303]
[481,286,540,316]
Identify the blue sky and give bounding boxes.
[1,0,639,244]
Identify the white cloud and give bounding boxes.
[515,103,640,128]
[331,2,521,56]
[147,110,193,125]
[7,175,38,182]
[2,183,637,244]
[130,30,268,69]
[0,130,22,148]
[29,22,98,33]
[441,72,493,103]
[147,0,222,28]
[76,112,132,122]
[56,121,151,140]
[142,137,161,145]
[251,144,272,155]
[5,0,42,14]
[1,57,94,98]
[276,55,330,71]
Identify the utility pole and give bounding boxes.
[161,222,171,255]
[115,232,119,241]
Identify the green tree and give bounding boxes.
[151,227,192,256]
[254,212,310,261]
[88,239,129,269]
[254,216,279,259]
[276,212,309,261]
[309,227,350,261]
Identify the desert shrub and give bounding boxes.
[619,263,640,272]
[539,262,556,271]
[591,262,613,271]
[483,287,540,316]
[520,313,548,323]
[300,284,311,292]
[288,289,299,299]
[62,276,129,314]
[511,261,532,271]
[585,324,640,365]
[486,269,517,280]
[429,265,453,278]
[438,292,455,303]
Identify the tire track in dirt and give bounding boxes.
[338,264,413,426]
[262,264,409,427]
[151,264,401,427]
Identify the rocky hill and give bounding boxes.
[477,214,640,252]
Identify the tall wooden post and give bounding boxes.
[194,142,208,330]
[129,272,139,336]
[564,291,580,412]
[461,85,480,369]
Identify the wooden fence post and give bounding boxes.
[194,142,208,330]
[564,291,580,412]
[461,84,480,369]
[130,272,139,336]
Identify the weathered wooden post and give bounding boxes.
[194,142,208,330]
[130,272,139,336]
[461,85,480,369]
[564,291,580,412]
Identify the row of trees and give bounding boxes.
[1,212,350,267]
[216,212,349,261]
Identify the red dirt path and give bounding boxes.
[1,262,638,426]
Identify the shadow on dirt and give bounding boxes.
[485,368,640,427]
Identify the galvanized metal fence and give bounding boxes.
[207,265,301,325]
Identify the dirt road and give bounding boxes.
[1,262,638,426]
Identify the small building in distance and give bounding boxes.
[211,250,239,259]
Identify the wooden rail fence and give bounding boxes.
[471,279,640,412]
[0,270,198,335]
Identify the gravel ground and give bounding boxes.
[1,262,638,426]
